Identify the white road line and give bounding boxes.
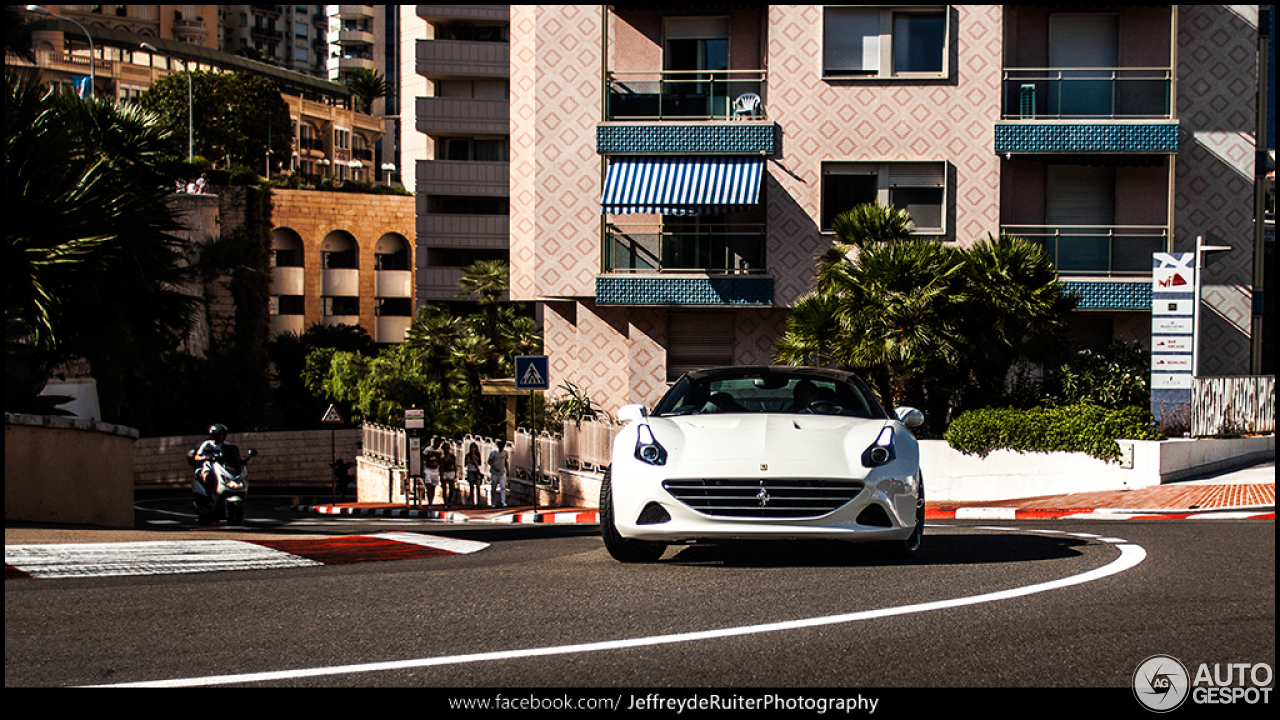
[363,532,488,555]
[5,541,320,579]
[89,539,1148,688]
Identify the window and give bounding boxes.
[426,195,509,215]
[821,162,946,234]
[667,313,735,381]
[324,296,359,317]
[375,298,413,317]
[823,6,947,79]
[273,295,305,316]
[439,137,508,162]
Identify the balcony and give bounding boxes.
[375,270,412,299]
[415,96,508,136]
[1001,224,1168,277]
[417,6,510,24]
[416,213,509,247]
[415,159,509,196]
[606,70,767,122]
[270,266,304,296]
[321,268,359,297]
[1001,68,1172,121]
[605,223,766,275]
[416,38,508,79]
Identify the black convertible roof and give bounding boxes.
[681,366,861,383]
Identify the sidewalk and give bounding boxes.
[927,459,1274,520]
[299,460,1274,524]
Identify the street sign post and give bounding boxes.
[514,356,550,510]
[515,356,550,390]
[321,404,344,502]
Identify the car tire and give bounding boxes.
[896,479,925,559]
[600,468,666,563]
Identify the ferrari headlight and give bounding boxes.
[634,424,668,466]
[861,426,896,468]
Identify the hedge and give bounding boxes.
[943,405,1163,462]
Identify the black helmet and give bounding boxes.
[209,423,228,440]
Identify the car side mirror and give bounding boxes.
[618,404,649,424]
[895,407,924,428]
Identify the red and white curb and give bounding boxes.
[928,507,1275,521]
[301,504,599,525]
[4,532,487,580]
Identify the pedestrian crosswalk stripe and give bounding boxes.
[5,533,488,580]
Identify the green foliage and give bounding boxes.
[830,203,917,247]
[1043,342,1151,410]
[345,68,389,114]
[943,405,1163,462]
[302,262,541,436]
[775,221,1076,434]
[5,73,198,423]
[140,70,292,173]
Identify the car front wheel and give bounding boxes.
[600,469,666,563]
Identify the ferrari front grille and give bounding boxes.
[662,478,865,518]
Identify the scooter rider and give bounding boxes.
[194,424,231,505]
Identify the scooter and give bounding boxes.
[188,444,257,526]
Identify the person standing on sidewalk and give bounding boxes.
[464,442,483,505]
[440,441,458,508]
[488,440,509,508]
[422,437,443,505]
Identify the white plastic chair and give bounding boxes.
[732,93,761,118]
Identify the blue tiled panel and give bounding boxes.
[596,276,774,306]
[597,123,776,155]
[994,122,1179,153]
[1063,280,1152,310]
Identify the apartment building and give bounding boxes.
[508,5,1267,413]
[412,6,512,306]
[221,4,330,78]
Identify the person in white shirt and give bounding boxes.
[487,440,509,508]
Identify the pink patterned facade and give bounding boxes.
[506,5,1265,414]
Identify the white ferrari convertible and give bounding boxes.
[601,366,925,563]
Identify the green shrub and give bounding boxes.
[944,404,1163,462]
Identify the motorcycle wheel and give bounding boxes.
[226,502,244,525]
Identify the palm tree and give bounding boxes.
[830,203,917,247]
[6,73,196,416]
[346,68,389,115]
[958,234,1076,408]
[457,260,510,375]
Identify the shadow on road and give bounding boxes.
[662,532,1089,568]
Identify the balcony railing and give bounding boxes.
[1002,68,1172,120]
[606,70,767,122]
[1002,225,1168,276]
[605,223,766,274]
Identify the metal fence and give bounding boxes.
[361,418,622,482]
[1192,376,1276,437]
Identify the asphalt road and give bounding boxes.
[5,506,1274,696]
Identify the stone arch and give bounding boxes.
[374,232,410,271]
[321,230,358,269]
[271,227,304,267]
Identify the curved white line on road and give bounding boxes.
[90,538,1147,688]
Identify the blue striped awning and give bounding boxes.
[601,156,763,215]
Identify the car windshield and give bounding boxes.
[653,370,886,419]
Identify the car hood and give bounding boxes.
[646,413,891,477]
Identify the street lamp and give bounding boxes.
[381,162,396,185]
[140,42,193,164]
[26,5,95,97]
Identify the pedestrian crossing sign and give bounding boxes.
[515,355,550,390]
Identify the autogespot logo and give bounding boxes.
[1134,655,1190,712]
